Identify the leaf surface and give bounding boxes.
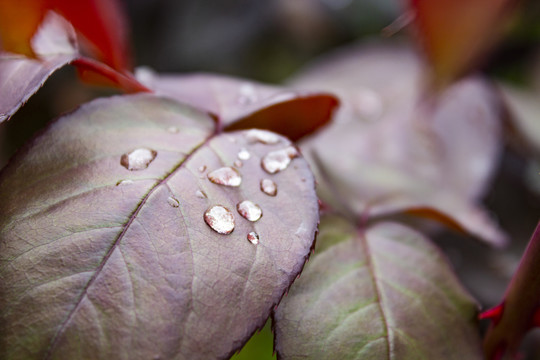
[293,43,506,246]
[0,94,318,359]
[273,215,484,359]
[136,70,339,141]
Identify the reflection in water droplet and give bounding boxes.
[261,146,299,174]
[246,129,280,144]
[234,160,243,168]
[247,232,259,245]
[167,196,180,207]
[196,190,207,199]
[260,179,277,196]
[116,179,134,186]
[237,83,258,105]
[208,167,242,186]
[198,165,207,173]
[167,126,179,134]
[120,148,157,171]
[237,200,262,222]
[238,148,251,160]
[204,205,235,234]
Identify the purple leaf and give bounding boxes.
[135,69,339,141]
[0,11,78,123]
[294,43,506,246]
[273,215,484,359]
[0,94,318,359]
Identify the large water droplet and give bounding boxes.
[237,83,258,105]
[116,179,134,186]
[261,146,299,174]
[238,148,251,160]
[167,196,179,207]
[196,190,207,199]
[260,179,277,196]
[247,232,259,245]
[204,205,235,234]
[208,167,242,187]
[246,129,280,144]
[120,148,157,171]
[237,200,262,222]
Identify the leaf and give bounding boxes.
[273,215,484,359]
[0,11,148,123]
[0,0,131,71]
[136,69,339,141]
[0,94,319,359]
[482,220,540,359]
[409,0,517,88]
[293,43,506,246]
[0,11,78,122]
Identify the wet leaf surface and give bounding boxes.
[136,69,338,141]
[293,43,506,246]
[273,215,484,360]
[0,94,318,359]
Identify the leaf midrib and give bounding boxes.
[42,135,214,360]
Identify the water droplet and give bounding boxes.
[204,205,235,234]
[116,179,134,186]
[246,129,280,144]
[208,167,242,187]
[261,146,299,174]
[247,232,259,245]
[238,148,251,160]
[237,83,258,105]
[260,179,277,196]
[198,165,207,173]
[167,126,179,134]
[120,148,157,171]
[237,200,262,222]
[234,160,243,168]
[167,196,179,207]
[196,190,207,199]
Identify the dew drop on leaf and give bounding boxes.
[167,196,180,207]
[208,167,242,187]
[196,190,207,199]
[237,200,263,222]
[237,83,258,105]
[260,179,277,196]
[116,179,134,186]
[204,205,235,234]
[247,231,259,245]
[234,160,243,168]
[261,146,299,174]
[120,148,157,171]
[167,126,179,134]
[246,129,281,144]
[238,148,251,160]
[198,165,207,173]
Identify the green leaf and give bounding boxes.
[273,215,484,359]
[0,94,319,359]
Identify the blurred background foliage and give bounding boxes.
[1,0,540,358]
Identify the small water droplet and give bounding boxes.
[167,196,179,207]
[237,83,258,105]
[204,205,235,234]
[196,190,207,199]
[260,179,277,196]
[234,160,243,168]
[120,148,157,171]
[237,200,262,222]
[247,232,259,245]
[238,148,251,160]
[246,129,280,144]
[198,165,207,173]
[261,146,299,174]
[208,167,242,187]
[167,126,179,134]
[116,179,134,186]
